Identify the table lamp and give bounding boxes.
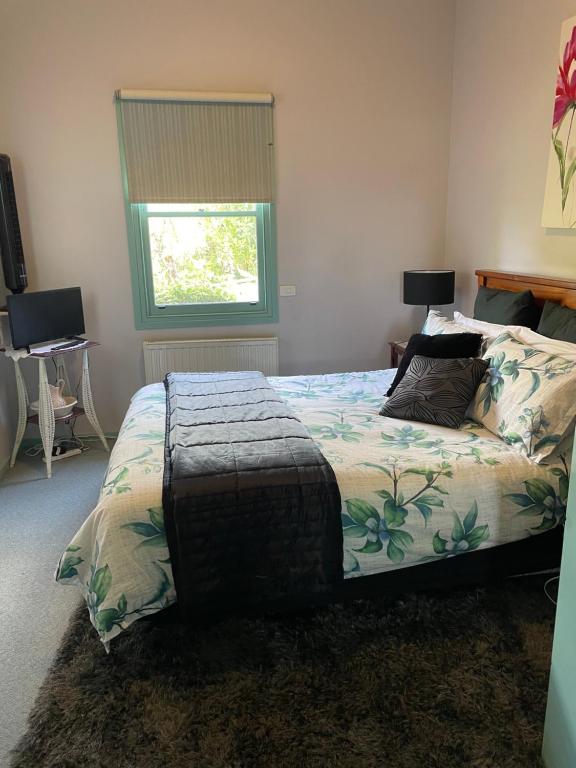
[403,269,455,315]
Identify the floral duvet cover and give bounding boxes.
[56,370,570,646]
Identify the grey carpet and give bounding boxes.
[0,443,111,767]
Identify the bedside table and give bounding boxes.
[389,340,408,368]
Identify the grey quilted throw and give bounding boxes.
[162,371,343,618]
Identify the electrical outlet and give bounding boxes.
[280,285,296,297]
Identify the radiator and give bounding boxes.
[143,337,279,384]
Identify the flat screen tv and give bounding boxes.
[7,287,85,349]
[0,154,28,294]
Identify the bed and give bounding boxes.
[56,270,576,646]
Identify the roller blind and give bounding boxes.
[115,90,275,204]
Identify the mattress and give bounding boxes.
[56,370,570,645]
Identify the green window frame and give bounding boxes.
[122,201,277,330]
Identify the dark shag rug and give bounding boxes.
[10,578,555,768]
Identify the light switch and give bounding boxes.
[280,285,296,297]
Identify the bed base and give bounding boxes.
[336,525,562,603]
[149,527,563,628]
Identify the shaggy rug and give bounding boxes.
[10,577,555,768]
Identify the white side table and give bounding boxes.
[3,340,109,478]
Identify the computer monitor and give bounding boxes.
[7,287,85,349]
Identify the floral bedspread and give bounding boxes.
[56,370,570,646]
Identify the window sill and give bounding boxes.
[133,304,278,330]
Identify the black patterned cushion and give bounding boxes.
[386,332,482,396]
[379,356,490,429]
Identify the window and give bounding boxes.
[116,90,277,328]
[125,201,276,328]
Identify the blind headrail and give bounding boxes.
[115,89,274,105]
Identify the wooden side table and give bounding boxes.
[389,340,408,368]
[4,340,109,478]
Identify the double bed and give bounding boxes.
[56,270,576,646]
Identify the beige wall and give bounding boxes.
[446,0,576,313]
[0,0,457,466]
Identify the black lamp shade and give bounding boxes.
[403,270,455,307]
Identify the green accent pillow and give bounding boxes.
[537,300,576,343]
[473,286,540,329]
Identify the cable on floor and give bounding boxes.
[24,416,90,458]
[544,576,560,606]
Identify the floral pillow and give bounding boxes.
[470,332,576,462]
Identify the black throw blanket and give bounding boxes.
[162,371,343,619]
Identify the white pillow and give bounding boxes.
[422,309,509,352]
[422,310,470,336]
[506,325,576,362]
[454,311,576,362]
[453,311,516,339]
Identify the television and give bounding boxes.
[0,154,28,294]
[7,287,85,349]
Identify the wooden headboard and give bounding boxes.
[476,269,576,310]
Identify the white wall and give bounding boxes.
[444,5,576,762]
[445,0,576,313]
[0,0,456,465]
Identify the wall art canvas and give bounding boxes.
[543,15,576,228]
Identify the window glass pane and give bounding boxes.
[147,203,257,213]
[148,213,259,306]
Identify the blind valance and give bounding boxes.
[115,90,275,204]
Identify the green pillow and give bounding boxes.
[473,286,539,328]
[537,300,576,343]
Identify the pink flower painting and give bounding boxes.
[543,16,576,227]
[553,25,576,129]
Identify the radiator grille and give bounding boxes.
[143,337,279,384]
